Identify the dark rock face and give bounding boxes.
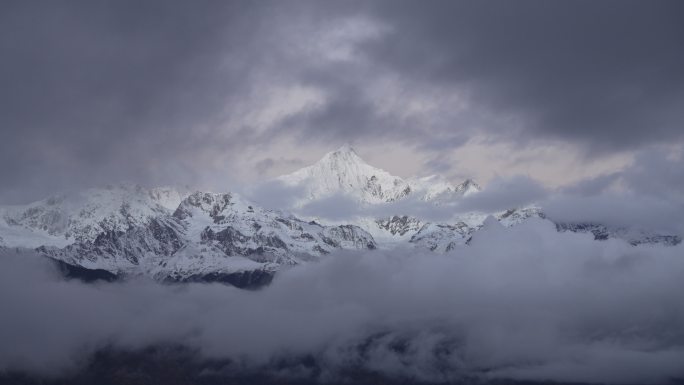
[173,192,232,220]
[147,218,184,254]
[634,234,681,246]
[376,215,422,236]
[201,226,289,258]
[41,217,184,266]
[40,253,272,289]
[410,222,471,251]
[322,225,377,249]
[556,223,611,241]
[555,222,682,246]
[202,226,250,247]
[494,207,545,225]
[49,258,119,283]
[168,269,275,289]
[276,217,304,231]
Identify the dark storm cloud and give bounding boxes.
[255,0,684,157]
[254,157,304,176]
[284,79,388,142]
[0,0,382,203]
[0,0,283,202]
[621,149,684,199]
[361,0,684,153]
[2,0,683,203]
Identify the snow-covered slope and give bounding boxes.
[0,184,186,248]
[278,145,482,206]
[409,222,472,252]
[276,145,488,245]
[278,145,412,204]
[36,190,376,281]
[406,175,481,202]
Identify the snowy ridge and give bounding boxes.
[406,175,481,202]
[0,147,679,286]
[37,190,376,281]
[0,184,186,248]
[407,207,544,252]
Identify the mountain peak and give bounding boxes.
[278,146,409,204]
[334,143,357,155]
[277,146,482,205]
[318,144,366,169]
[457,179,481,196]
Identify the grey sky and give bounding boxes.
[1,0,683,203]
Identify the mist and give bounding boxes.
[2,218,684,384]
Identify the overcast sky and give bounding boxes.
[1,0,683,203]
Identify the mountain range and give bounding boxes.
[0,145,679,287]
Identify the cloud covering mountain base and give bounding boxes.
[2,218,684,384]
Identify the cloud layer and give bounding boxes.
[2,219,684,384]
[1,0,683,202]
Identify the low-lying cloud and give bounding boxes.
[2,218,684,384]
[456,175,547,213]
[544,147,684,234]
[243,147,684,239]
[245,175,549,223]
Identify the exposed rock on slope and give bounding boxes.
[35,190,376,282]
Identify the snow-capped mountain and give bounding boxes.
[38,190,375,284]
[278,144,412,204]
[0,146,679,287]
[275,145,489,245]
[1,184,376,286]
[276,145,524,245]
[0,184,185,248]
[274,146,679,249]
[277,145,482,206]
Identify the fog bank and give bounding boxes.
[1,219,684,384]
